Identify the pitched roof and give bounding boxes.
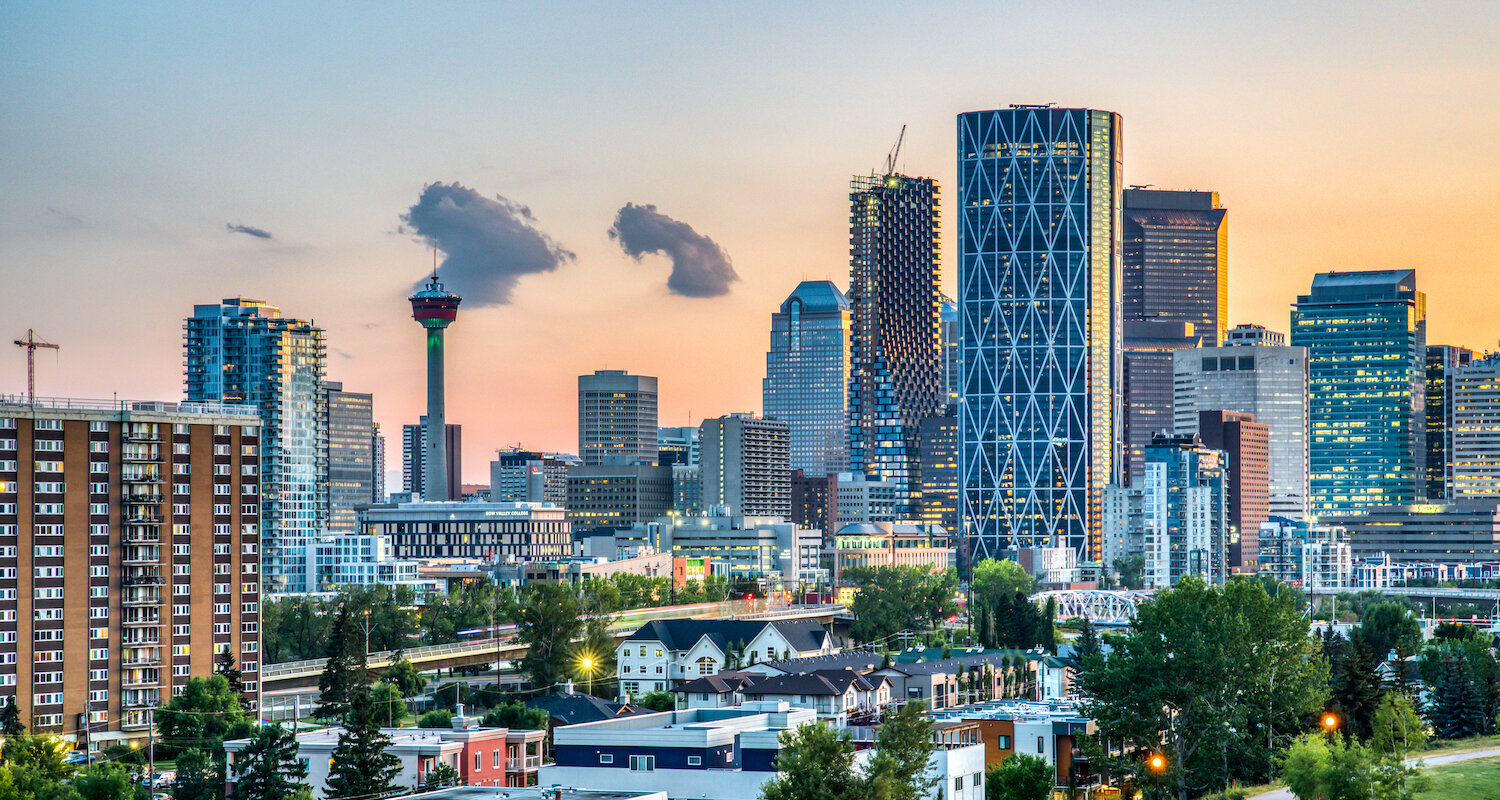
[757,651,884,674]
[625,618,829,655]
[671,672,758,695]
[877,651,1024,676]
[525,692,643,726]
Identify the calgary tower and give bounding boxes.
[409,270,461,501]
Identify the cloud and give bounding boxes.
[226,222,273,240]
[608,203,738,298]
[400,182,574,306]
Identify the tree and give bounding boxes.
[577,616,618,697]
[422,762,462,790]
[324,693,403,800]
[1114,556,1145,590]
[863,701,938,800]
[848,565,959,645]
[229,724,310,800]
[418,709,453,729]
[315,604,368,721]
[985,752,1053,800]
[1431,649,1485,740]
[1076,619,1102,665]
[158,674,253,753]
[1081,577,1330,799]
[481,702,549,731]
[971,559,1034,603]
[0,699,22,737]
[510,583,587,693]
[1359,603,1421,664]
[383,658,426,698]
[638,691,676,712]
[1370,693,1426,759]
[369,681,409,727]
[1329,630,1381,741]
[760,723,864,800]
[71,761,138,800]
[172,748,220,800]
[216,646,245,699]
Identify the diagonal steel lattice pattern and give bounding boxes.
[957,107,1122,563]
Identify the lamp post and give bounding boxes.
[579,656,597,697]
[1322,711,1340,739]
[1147,752,1167,800]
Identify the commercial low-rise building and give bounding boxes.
[833,522,953,585]
[930,699,1098,790]
[361,500,571,561]
[1333,502,1500,564]
[618,514,823,589]
[274,533,421,595]
[1258,516,1352,591]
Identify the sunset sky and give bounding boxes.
[3,3,1497,487]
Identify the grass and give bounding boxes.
[1420,734,1500,756]
[1413,755,1500,799]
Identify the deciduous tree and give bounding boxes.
[510,582,587,693]
[985,752,1053,800]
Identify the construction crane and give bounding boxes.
[884,124,906,176]
[13,329,59,405]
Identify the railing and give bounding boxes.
[0,395,261,417]
[507,756,543,770]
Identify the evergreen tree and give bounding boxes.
[0,697,23,736]
[1012,591,1037,649]
[1038,598,1058,652]
[1329,629,1381,741]
[229,724,310,800]
[172,748,220,800]
[1432,649,1485,740]
[324,693,403,800]
[1076,619,1103,664]
[315,605,366,721]
[1386,642,1424,716]
[864,700,939,800]
[215,646,244,699]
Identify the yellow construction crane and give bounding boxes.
[13,329,59,404]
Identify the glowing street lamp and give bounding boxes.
[1146,752,1167,800]
[1322,711,1340,735]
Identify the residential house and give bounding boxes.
[739,670,891,725]
[616,618,836,699]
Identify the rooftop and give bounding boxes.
[386,787,665,800]
[0,396,260,418]
[780,280,850,314]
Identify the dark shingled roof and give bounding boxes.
[757,651,884,674]
[625,618,829,655]
[525,692,645,726]
[671,672,759,695]
[875,651,1024,677]
[744,670,874,698]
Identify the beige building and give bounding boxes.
[833,522,952,585]
[0,397,262,749]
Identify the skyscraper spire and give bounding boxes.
[410,267,462,501]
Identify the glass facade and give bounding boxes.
[957,107,1122,561]
[1122,321,1202,481]
[763,281,851,477]
[1122,189,1228,347]
[848,174,944,517]
[1425,344,1474,500]
[578,370,659,466]
[322,381,376,533]
[185,298,325,593]
[1291,270,1426,517]
[1452,354,1500,499]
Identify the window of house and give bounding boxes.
[629,755,655,772]
[688,756,701,766]
[598,754,613,764]
[474,753,481,771]
[1038,736,1045,753]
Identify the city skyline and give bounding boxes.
[4,4,1499,483]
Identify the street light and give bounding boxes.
[1322,711,1340,736]
[1147,752,1167,800]
[578,655,598,697]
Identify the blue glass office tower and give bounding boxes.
[764,280,852,477]
[1292,270,1426,517]
[848,174,944,516]
[957,106,1123,561]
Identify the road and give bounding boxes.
[1250,747,1500,799]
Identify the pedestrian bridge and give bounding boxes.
[1033,589,1153,624]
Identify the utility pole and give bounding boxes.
[147,708,155,791]
[12,329,59,404]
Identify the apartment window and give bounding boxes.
[174,604,190,617]
[89,545,107,557]
[173,544,191,556]
[34,566,63,579]
[34,439,63,450]
[241,445,256,456]
[89,586,109,598]
[35,608,63,621]
[243,622,258,634]
[174,584,190,595]
[89,503,108,515]
[90,524,108,536]
[90,627,108,640]
[176,564,193,576]
[214,623,230,635]
[174,464,190,475]
[34,503,63,515]
[214,444,230,456]
[89,566,108,578]
[241,504,256,515]
[0,419,12,429]
[33,650,62,663]
[90,462,108,474]
[0,611,12,622]
[172,645,190,657]
[90,442,108,453]
[34,546,63,557]
[33,693,63,706]
[955,776,964,792]
[175,484,190,495]
[174,665,191,677]
[629,755,655,772]
[175,444,191,455]
[598,754,613,764]
[214,603,231,615]
[214,543,229,555]
[997,735,1011,749]
[0,676,12,687]
[90,607,108,619]
[89,648,109,661]
[214,484,230,496]
[493,750,501,769]
[214,464,230,476]
[242,641,257,653]
[90,669,108,681]
[214,504,230,515]
[35,462,63,474]
[89,482,108,494]
[474,754,481,771]
[688,756,702,766]
[1037,736,1045,753]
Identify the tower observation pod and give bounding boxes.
[410,274,461,501]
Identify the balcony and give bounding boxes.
[121,633,161,646]
[507,756,543,771]
[123,532,160,544]
[122,576,164,587]
[122,693,160,710]
[124,514,164,525]
[124,430,160,443]
[122,673,160,689]
[122,613,160,627]
[122,590,162,606]
[122,656,162,668]
[122,450,162,463]
[121,471,163,484]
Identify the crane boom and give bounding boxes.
[13,329,59,405]
[885,124,906,176]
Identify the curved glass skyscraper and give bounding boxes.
[957,106,1122,562]
[764,280,851,477]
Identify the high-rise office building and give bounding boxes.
[578,370,659,466]
[0,398,261,745]
[957,106,1123,561]
[847,172,943,517]
[1123,321,1203,481]
[371,423,385,504]
[941,295,960,404]
[657,426,701,467]
[1452,354,1500,499]
[322,381,376,533]
[401,420,461,499]
[1123,189,1229,346]
[489,449,570,505]
[764,281,852,477]
[918,405,959,536]
[700,414,791,518]
[565,463,673,535]
[1173,325,1309,519]
[1426,345,1475,500]
[790,469,837,543]
[1292,270,1426,516]
[185,298,325,593]
[1197,410,1269,573]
